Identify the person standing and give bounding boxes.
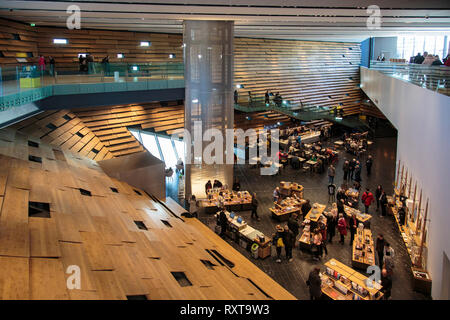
[189,195,199,218]
[273,187,281,203]
[366,155,373,176]
[283,225,295,262]
[337,213,347,244]
[287,213,300,246]
[380,190,388,216]
[327,203,337,243]
[319,220,328,256]
[232,178,241,192]
[265,90,270,105]
[234,90,238,104]
[102,55,110,76]
[218,210,228,238]
[273,225,285,263]
[383,250,395,277]
[328,164,336,184]
[205,180,212,195]
[375,185,383,212]
[349,213,357,244]
[349,158,356,180]
[307,267,322,300]
[361,188,375,213]
[250,192,260,221]
[48,56,55,76]
[354,164,362,184]
[380,268,392,300]
[376,233,386,268]
[38,55,46,73]
[343,160,350,182]
[301,199,311,218]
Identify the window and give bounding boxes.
[140,132,162,160]
[174,139,185,163]
[158,136,177,169]
[397,35,449,60]
[53,38,68,44]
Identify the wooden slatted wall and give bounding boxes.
[0,128,295,300]
[10,110,115,161]
[234,37,363,112]
[0,18,182,65]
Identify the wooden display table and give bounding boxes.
[321,259,383,300]
[279,181,304,198]
[344,205,372,225]
[254,236,272,259]
[305,203,326,223]
[352,228,375,270]
[269,204,301,221]
[201,189,252,213]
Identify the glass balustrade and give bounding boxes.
[0,61,184,110]
[370,60,450,96]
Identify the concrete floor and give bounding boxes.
[194,136,429,300]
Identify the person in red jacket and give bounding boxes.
[361,188,375,214]
[337,213,347,245]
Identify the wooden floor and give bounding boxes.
[0,127,295,300]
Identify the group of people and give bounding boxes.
[411,52,450,66]
[37,55,56,76]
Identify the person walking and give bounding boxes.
[361,188,375,213]
[251,192,260,221]
[376,233,385,268]
[273,225,285,263]
[283,225,295,262]
[307,267,322,300]
[343,160,350,182]
[337,213,347,244]
[328,164,336,184]
[189,195,199,218]
[375,185,383,212]
[366,155,373,176]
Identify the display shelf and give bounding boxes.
[321,259,383,300]
[269,196,305,221]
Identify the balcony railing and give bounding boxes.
[369,60,450,96]
[0,62,184,110]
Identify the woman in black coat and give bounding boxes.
[375,185,383,211]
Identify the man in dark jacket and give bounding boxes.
[366,155,373,176]
[287,213,300,246]
[375,185,383,212]
[301,199,311,218]
[380,191,388,216]
[251,193,260,221]
[376,233,385,268]
[349,213,358,244]
[349,158,356,180]
[283,225,295,262]
[307,267,322,300]
[414,53,424,64]
[218,210,228,238]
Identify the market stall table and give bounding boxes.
[352,228,376,270]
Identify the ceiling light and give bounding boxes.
[140,41,150,47]
[53,38,67,44]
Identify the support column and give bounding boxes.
[183,20,234,198]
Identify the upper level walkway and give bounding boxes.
[369,60,450,96]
